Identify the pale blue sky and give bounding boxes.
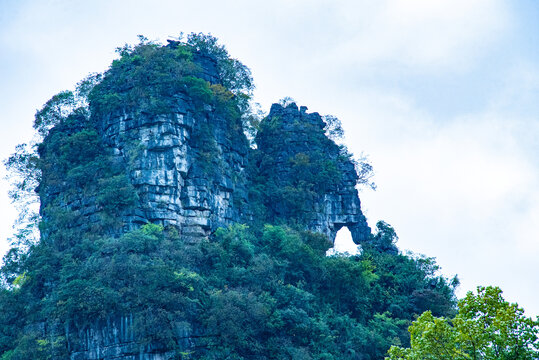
[1,0,538,317]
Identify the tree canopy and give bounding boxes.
[1,223,458,359]
[387,286,539,360]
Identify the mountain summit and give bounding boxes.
[0,34,457,360]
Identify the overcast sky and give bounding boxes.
[1,0,538,317]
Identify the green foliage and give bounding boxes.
[0,223,458,359]
[186,32,254,97]
[36,118,137,239]
[0,332,67,360]
[97,174,138,225]
[3,144,41,250]
[33,72,100,139]
[33,90,76,137]
[4,144,40,202]
[46,224,200,341]
[248,109,347,225]
[352,152,377,190]
[90,33,253,120]
[1,33,460,360]
[322,114,344,141]
[90,40,193,116]
[387,286,539,360]
[368,221,399,254]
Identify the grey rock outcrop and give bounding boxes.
[252,103,371,244]
[38,52,250,243]
[67,316,190,360]
[98,90,249,241]
[35,46,373,360]
[38,52,369,247]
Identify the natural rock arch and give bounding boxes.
[327,226,362,256]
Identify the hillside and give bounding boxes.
[0,34,457,360]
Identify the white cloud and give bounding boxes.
[328,0,511,71]
[0,0,537,318]
[340,77,539,316]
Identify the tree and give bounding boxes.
[387,286,539,360]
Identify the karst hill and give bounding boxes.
[0,34,457,360]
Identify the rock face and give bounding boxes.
[38,49,369,247]
[37,51,249,243]
[67,316,190,360]
[36,46,372,360]
[252,103,371,244]
[98,85,249,241]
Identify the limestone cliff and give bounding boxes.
[38,48,370,248]
[2,36,464,360]
[97,55,250,241]
[250,102,371,244]
[34,40,372,359]
[39,48,251,244]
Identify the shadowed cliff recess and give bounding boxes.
[1,34,458,360]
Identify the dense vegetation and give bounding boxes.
[0,34,461,359]
[89,35,252,123]
[388,286,539,359]
[248,107,343,225]
[1,223,457,359]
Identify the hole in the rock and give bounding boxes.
[326,227,361,256]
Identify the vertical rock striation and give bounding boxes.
[98,87,249,241]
